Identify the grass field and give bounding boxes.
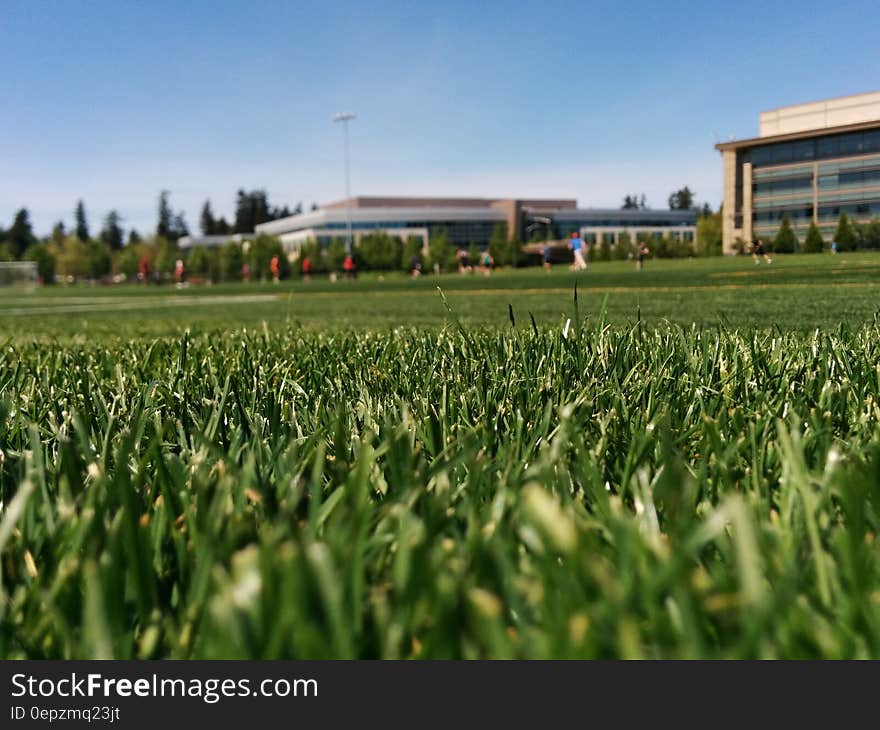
[0,252,879,337]
[2,253,880,658]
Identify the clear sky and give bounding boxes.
[3,0,880,238]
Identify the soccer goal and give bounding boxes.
[0,261,39,288]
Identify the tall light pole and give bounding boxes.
[333,112,357,253]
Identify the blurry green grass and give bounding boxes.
[2,315,880,658]
[0,253,879,338]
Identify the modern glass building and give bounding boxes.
[547,208,695,245]
[716,90,880,252]
[248,196,696,256]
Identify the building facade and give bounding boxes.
[716,90,880,253]
[250,196,695,256]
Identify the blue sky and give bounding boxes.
[2,0,880,237]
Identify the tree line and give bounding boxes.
[621,186,713,216]
[0,189,301,283]
[749,212,880,254]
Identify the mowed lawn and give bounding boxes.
[0,252,879,338]
[4,253,880,659]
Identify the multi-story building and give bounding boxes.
[716,90,880,253]
[231,196,695,256]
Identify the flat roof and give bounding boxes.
[323,196,577,210]
[759,89,880,116]
[255,206,508,236]
[553,208,696,222]
[715,118,880,152]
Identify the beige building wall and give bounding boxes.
[721,149,739,254]
[760,90,880,137]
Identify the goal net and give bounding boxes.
[0,261,39,288]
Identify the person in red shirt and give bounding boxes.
[301,256,312,282]
[343,254,356,280]
[138,255,149,284]
[270,254,280,283]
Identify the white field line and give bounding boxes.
[0,294,282,317]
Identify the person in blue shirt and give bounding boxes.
[569,232,588,271]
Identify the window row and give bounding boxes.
[745,128,880,167]
[753,176,813,196]
[817,167,880,190]
[817,200,880,221]
[752,164,813,182]
[753,206,814,224]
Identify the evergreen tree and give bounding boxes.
[508,236,522,268]
[833,213,858,251]
[326,237,347,271]
[401,235,424,270]
[51,221,66,246]
[128,229,142,245]
[172,213,189,241]
[157,191,188,242]
[427,230,454,271]
[8,208,36,258]
[857,219,880,249]
[25,243,55,284]
[468,243,481,269]
[215,217,232,235]
[85,241,112,279]
[157,191,174,240]
[234,189,273,233]
[187,246,213,279]
[803,222,825,253]
[668,186,695,210]
[597,234,612,261]
[695,211,722,256]
[488,223,509,266]
[615,231,633,259]
[773,214,798,253]
[200,200,217,235]
[358,232,401,271]
[99,210,124,251]
[219,241,244,281]
[75,200,90,242]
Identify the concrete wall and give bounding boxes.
[760,91,880,137]
[721,149,739,254]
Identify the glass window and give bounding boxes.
[749,128,880,168]
[770,142,794,164]
[792,140,815,161]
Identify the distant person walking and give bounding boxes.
[541,242,552,271]
[569,232,588,271]
[301,255,312,281]
[831,240,839,255]
[343,254,356,280]
[409,253,422,277]
[270,254,281,283]
[479,250,494,275]
[174,258,185,284]
[457,248,471,273]
[751,238,772,264]
[138,255,149,284]
[242,262,251,282]
[636,241,650,271]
